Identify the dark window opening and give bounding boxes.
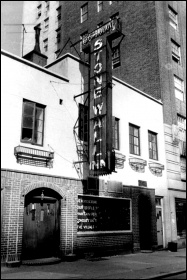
[112,117,120,150]
[21,100,45,146]
[78,104,88,142]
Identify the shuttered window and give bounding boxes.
[21,100,45,146]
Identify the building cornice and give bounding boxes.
[1,49,69,82]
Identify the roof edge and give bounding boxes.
[1,49,69,82]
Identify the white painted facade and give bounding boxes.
[1,50,81,179]
[2,49,172,248]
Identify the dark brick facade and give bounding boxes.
[1,168,157,263]
[58,1,186,123]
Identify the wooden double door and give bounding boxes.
[22,188,61,260]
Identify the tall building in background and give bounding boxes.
[18,0,186,251]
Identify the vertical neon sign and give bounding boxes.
[83,18,121,176]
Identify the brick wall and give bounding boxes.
[1,169,157,263]
[1,169,80,262]
[59,1,161,100]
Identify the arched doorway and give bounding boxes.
[22,187,61,260]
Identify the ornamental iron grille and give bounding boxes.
[14,145,54,168]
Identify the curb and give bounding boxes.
[141,269,186,279]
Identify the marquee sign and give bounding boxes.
[83,18,122,176]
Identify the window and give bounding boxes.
[56,27,61,44]
[169,6,178,30]
[112,117,120,150]
[180,157,186,181]
[44,18,49,30]
[171,39,181,64]
[56,6,61,21]
[175,199,186,237]
[45,1,49,10]
[55,49,60,59]
[148,131,158,160]
[97,22,103,28]
[37,4,42,18]
[174,75,184,101]
[78,104,88,142]
[110,12,119,20]
[81,3,88,23]
[21,100,45,146]
[43,38,48,52]
[80,30,88,52]
[129,124,140,155]
[97,1,103,12]
[112,46,121,68]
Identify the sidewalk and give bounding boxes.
[1,248,186,279]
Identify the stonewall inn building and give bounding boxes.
[1,17,182,265]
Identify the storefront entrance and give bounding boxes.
[22,188,61,260]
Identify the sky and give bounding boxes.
[1,1,24,56]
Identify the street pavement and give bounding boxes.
[1,248,186,279]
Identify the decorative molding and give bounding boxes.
[115,151,126,169]
[149,162,164,176]
[129,157,147,173]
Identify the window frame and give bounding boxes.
[55,27,61,44]
[21,100,45,146]
[56,6,61,21]
[45,1,49,10]
[37,4,42,18]
[171,39,181,64]
[78,104,88,142]
[55,49,60,59]
[129,124,140,156]
[80,30,88,52]
[112,117,120,150]
[148,130,158,161]
[44,17,49,31]
[97,1,103,12]
[81,3,88,23]
[43,38,48,52]
[174,75,184,101]
[169,6,178,30]
[112,45,121,69]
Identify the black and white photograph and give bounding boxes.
[1,1,186,279]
